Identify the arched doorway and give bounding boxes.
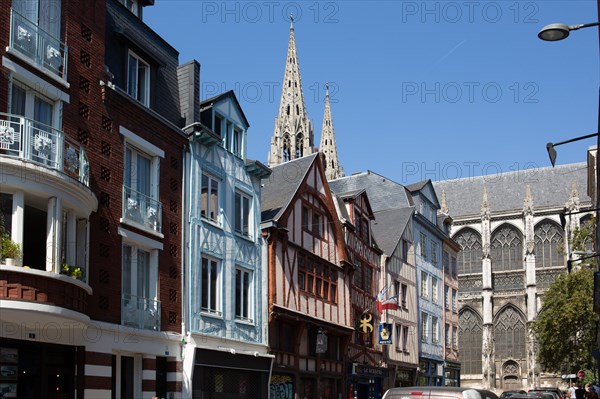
[502,361,520,390]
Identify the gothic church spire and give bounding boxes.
[319,84,344,180]
[268,18,314,167]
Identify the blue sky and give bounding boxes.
[146,1,599,185]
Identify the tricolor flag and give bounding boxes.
[375,284,399,313]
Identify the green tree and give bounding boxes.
[532,267,598,373]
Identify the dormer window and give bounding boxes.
[127,51,150,106]
[121,0,141,16]
[213,112,244,158]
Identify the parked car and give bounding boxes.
[382,386,499,399]
[500,390,528,399]
[529,388,564,399]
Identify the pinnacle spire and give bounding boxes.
[440,190,449,214]
[319,83,344,180]
[268,20,314,167]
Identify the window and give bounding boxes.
[452,289,457,312]
[233,127,242,157]
[420,271,428,298]
[495,306,526,359]
[459,309,482,374]
[451,256,457,277]
[534,220,564,268]
[122,243,159,330]
[121,0,140,16]
[420,233,427,260]
[235,268,252,322]
[402,240,409,263]
[445,323,450,347]
[421,312,429,342]
[201,173,219,222]
[431,241,437,265]
[10,82,59,164]
[214,114,223,137]
[124,145,157,230]
[431,278,438,303]
[443,250,449,273]
[354,261,373,293]
[444,285,450,309]
[127,51,150,106]
[201,257,220,314]
[234,191,251,237]
[491,225,523,271]
[395,323,402,351]
[11,0,64,77]
[302,206,310,230]
[401,283,407,308]
[298,253,337,303]
[402,326,409,351]
[432,316,439,343]
[312,212,322,238]
[121,127,163,233]
[454,228,483,274]
[356,213,370,242]
[452,326,458,349]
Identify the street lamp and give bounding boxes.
[538,22,600,41]
[546,133,598,167]
[538,17,600,384]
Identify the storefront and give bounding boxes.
[348,363,388,399]
[417,359,443,386]
[444,362,461,387]
[192,348,272,398]
[0,338,82,398]
[395,367,416,387]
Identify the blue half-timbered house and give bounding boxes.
[182,90,272,398]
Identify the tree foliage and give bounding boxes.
[532,267,598,373]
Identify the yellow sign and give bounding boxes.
[359,313,373,333]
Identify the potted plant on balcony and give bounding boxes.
[1,235,21,266]
[61,262,84,280]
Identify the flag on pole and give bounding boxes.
[375,283,399,313]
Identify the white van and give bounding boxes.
[382,386,500,399]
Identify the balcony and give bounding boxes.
[9,8,68,80]
[0,113,89,186]
[121,293,161,331]
[0,265,91,315]
[122,186,162,233]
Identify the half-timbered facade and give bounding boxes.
[183,90,273,398]
[371,206,420,389]
[330,187,386,398]
[262,153,353,399]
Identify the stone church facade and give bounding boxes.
[433,163,592,391]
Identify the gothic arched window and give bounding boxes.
[491,225,522,271]
[282,135,290,162]
[579,214,595,253]
[454,228,482,275]
[534,220,564,268]
[296,105,299,115]
[459,309,482,375]
[286,105,290,116]
[494,306,526,360]
[295,133,303,158]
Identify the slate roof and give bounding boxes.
[328,171,412,212]
[371,206,415,255]
[261,154,319,223]
[432,162,590,219]
[405,180,429,192]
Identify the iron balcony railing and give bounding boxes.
[122,185,163,233]
[9,8,68,80]
[121,293,161,331]
[0,113,89,186]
